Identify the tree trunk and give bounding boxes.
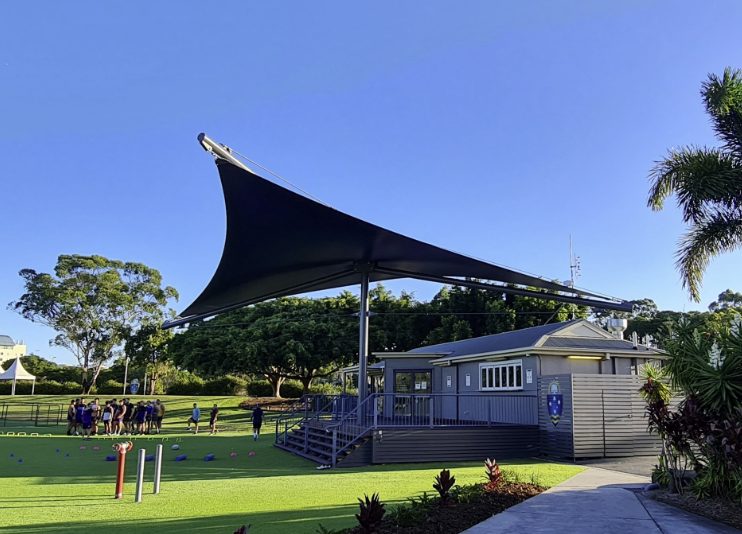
[300,375,313,394]
[81,368,90,394]
[88,363,105,394]
[267,375,284,398]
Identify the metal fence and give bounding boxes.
[0,402,65,427]
[355,393,538,428]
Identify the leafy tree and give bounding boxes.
[170,295,357,396]
[10,254,178,393]
[424,315,473,345]
[648,68,742,301]
[708,289,742,311]
[125,323,174,395]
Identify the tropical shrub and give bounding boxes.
[355,493,385,533]
[484,458,502,491]
[641,321,742,500]
[433,469,456,505]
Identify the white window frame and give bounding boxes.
[479,359,523,391]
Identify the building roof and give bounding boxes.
[376,319,665,365]
[407,320,581,358]
[0,335,16,347]
[540,337,654,351]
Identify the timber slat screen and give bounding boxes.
[571,375,660,458]
[0,403,65,427]
[539,374,661,459]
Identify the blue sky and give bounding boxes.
[1,1,741,364]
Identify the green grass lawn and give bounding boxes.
[0,395,583,533]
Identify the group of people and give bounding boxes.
[66,397,166,438]
[185,402,264,440]
[65,397,264,440]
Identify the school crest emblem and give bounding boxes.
[547,380,563,426]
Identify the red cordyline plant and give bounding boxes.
[433,468,456,505]
[484,458,502,491]
[355,493,385,533]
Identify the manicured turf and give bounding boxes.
[0,395,583,533]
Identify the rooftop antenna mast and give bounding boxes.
[568,235,581,289]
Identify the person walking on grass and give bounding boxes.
[209,403,219,435]
[187,403,201,434]
[251,404,264,441]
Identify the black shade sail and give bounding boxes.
[166,159,631,327]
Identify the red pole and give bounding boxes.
[114,441,133,499]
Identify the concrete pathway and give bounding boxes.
[463,467,740,534]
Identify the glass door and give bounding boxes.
[394,371,432,419]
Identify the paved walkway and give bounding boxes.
[463,467,740,534]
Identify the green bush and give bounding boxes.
[281,380,304,398]
[166,374,205,395]
[61,381,83,394]
[246,380,273,397]
[96,379,125,395]
[34,380,67,395]
[309,382,345,395]
[201,375,248,396]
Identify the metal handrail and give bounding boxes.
[325,393,539,466]
[325,394,378,465]
[274,394,357,446]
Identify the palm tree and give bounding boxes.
[648,67,742,302]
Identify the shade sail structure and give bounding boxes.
[167,156,630,328]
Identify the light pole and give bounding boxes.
[123,357,130,396]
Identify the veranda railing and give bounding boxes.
[325,393,538,465]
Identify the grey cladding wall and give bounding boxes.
[371,425,539,464]
[571,374,661,458]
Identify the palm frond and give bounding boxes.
[647,148,742,222]
[676,213,742,301]
[702,68,742,158]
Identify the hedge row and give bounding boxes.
[0,377,344,397]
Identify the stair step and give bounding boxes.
[274,443,332,465]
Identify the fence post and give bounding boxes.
[34,405,40,427]
[429,397,434,428]
[303,422,308,452]
[331,429,337,467]
[373,398,378,428]
[284,422,288,445]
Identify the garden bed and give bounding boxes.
[342,481,543,534]
[652,490,742,531]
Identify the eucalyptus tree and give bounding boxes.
[11,254,178,393]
